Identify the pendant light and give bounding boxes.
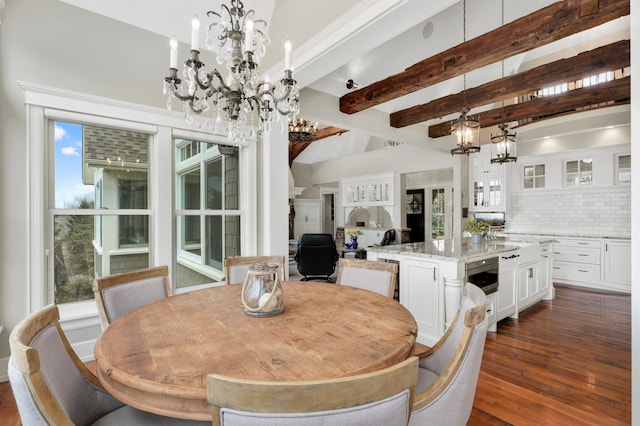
[490,0,517,164]
[451,0,480,155]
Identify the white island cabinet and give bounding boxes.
[367,239,520,346]
[497,253,518,321]
[399,258,440,344]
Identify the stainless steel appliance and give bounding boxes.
[465,257,499,295]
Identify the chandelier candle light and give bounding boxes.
[490,123,517,163]
[163,0,300,146]
[288,118,318,142]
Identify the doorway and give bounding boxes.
[406,189,425,243]
[322,193,335,235]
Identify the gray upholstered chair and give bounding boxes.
[8,304,208,426]
[206,356,419,426]
[336,258,398,298]
[93,265,170,330]
[224,255,286,285]
[409,283,489,426]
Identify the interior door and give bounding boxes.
[293,199,322,239]
[406,189,425,243]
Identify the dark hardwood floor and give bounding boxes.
[0,284,630,425]
[470,284,631,425]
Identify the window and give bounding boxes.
[523,164,545,189]
[175,140,241,288]
[431,188,445,239]
[52,122,151,304]
[26,85,253,315]
[615,154,631,184]
[565,159,592,187]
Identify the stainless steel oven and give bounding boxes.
[465,257,499,295]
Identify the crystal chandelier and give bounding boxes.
[490,124,517,163]
[450,0,480,156]
[288,118,318,142]
[163,0,300,146]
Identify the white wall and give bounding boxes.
[0,0,289,375]
[0,0,189,370]
[507,144,631,238]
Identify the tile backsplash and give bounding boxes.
[506,188,631,238]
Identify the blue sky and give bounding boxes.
[54,121,94,208]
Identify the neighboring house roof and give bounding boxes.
[83,125,149,184]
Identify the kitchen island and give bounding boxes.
[367,238,551,345]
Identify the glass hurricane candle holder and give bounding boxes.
[241,263,284,317]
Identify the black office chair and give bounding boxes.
[381,229,396,246]
[294,233,340,282]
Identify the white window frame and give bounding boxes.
[22,82,256,324]
[522,163,546,189]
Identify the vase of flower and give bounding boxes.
[346,228,363,249]
[465,219,489,245]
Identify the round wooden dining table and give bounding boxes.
[94,281,418,420]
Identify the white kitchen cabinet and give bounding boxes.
[497,254,518,321]
[517,262,539,312]
[469,148,509,212]
[471,151,503,176]
[485,292,497,332]
[539,243,552,299]
[400,258,440,345]
[341,172,394,206]
[603,239,631,290]
[470,176,504,211]
[552,236,629,293]
[552,237,602,286]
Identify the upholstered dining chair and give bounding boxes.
[224,255,286,285]
[294,233,340,282]
[336,258,398,298]
[8,304,209,426]
[93,265,170,330]
[206,356,419,426]
[409,283,489,426]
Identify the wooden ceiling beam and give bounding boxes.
[427,77,630,138]
[391,39,630,128]
[340,0,629,115]
[289,127,348,166]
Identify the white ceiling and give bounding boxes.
[58,0,631,164]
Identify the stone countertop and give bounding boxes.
[503,232,630,241]
[368,238,520,262]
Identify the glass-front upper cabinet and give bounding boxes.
[471,177,503,211]
[565,159,592,187]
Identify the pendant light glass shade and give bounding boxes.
[451,108,481,155]
[490,123,517,163]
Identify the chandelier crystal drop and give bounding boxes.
[490,123,517,163]
[163,0,300,146]
[288,118,318,142]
